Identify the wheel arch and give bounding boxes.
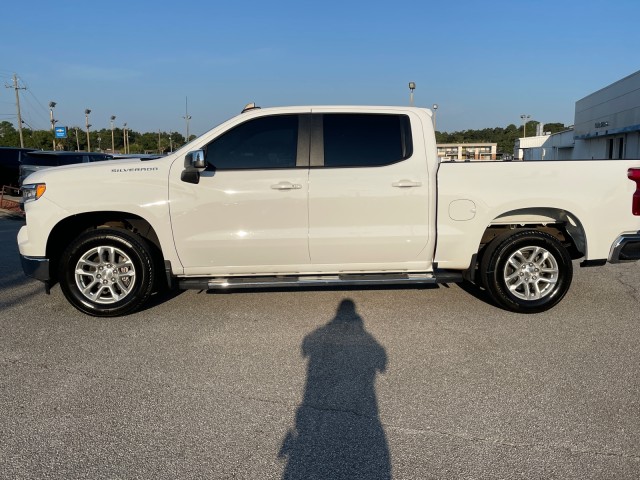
[463,207,586,283]
[46,211,164,284]
[481,207,587,259]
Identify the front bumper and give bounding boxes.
[20,255,50,282]
[609,233,640,263]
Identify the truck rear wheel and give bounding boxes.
[479,230,572,313]
[59,228,155,317]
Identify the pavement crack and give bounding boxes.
[613,270,640,304]
[385,424,640,461]
[5,359,640,463]
[234,392,377,422]
[0,358,137,384]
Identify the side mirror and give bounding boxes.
[181,149,207,184]
[187,150,206,170]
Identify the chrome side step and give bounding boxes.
[177,271,462,291]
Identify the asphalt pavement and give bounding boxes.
[1,215,639,479]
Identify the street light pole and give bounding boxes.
[123,123,131,154]
[408,82,416,106]
[110,115,116,153]
[49,101,57,150]
[183,97,192,142]
[123,123,128,154]
[520,114,531,138]
[85,109,92,151]
[432,104,439,131]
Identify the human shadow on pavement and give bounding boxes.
[279,299,391,480]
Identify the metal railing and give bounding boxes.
[0,185,23,215]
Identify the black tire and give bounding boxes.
[59,228,155,317]
[479,230,572,313]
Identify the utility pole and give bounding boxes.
[5,74,26,147]
[158,129,161,154]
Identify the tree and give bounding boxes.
[541,123,566,134]
[23,129,53,149]
[436,121,566,155]
[0,120,567,156]
[0,121,20,147]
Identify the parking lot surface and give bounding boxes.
[1,215,639,479]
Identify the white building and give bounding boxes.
[516,70,640,160]
[516,131,575,161]
[436,143,497,161]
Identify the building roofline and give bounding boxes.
[576,70,640,103]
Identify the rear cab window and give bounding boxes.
[321,113,413,168]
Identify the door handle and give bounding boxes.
[271,182,302,190]
[392,180,422,188]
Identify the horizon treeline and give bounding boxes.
[1,119,567,155]
[436,121,567,154]
[0,121,194,154]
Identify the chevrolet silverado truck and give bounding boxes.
[17,105,640,316]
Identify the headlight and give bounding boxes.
[22,183,46,203]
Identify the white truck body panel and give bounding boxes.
[436,160,640,269]
[306,108,434,269]
[20,158,182,268]
[16,105,640,315]
[19,106,640,275]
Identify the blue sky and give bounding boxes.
[1,0,639,136]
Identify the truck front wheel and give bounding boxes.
[59,228,155,317]
[479,231,573,313]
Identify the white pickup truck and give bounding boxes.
[17,105,640,316]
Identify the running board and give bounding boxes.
[177,271,463,291]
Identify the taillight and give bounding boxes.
[629,168,640,216]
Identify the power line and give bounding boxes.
[21,93,48,130]
[1,73,52,144]
[21,78,51,118]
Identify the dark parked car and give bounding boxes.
[0,147,36,189]
[19,151,114,186]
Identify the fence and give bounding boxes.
[0,185,23,216]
